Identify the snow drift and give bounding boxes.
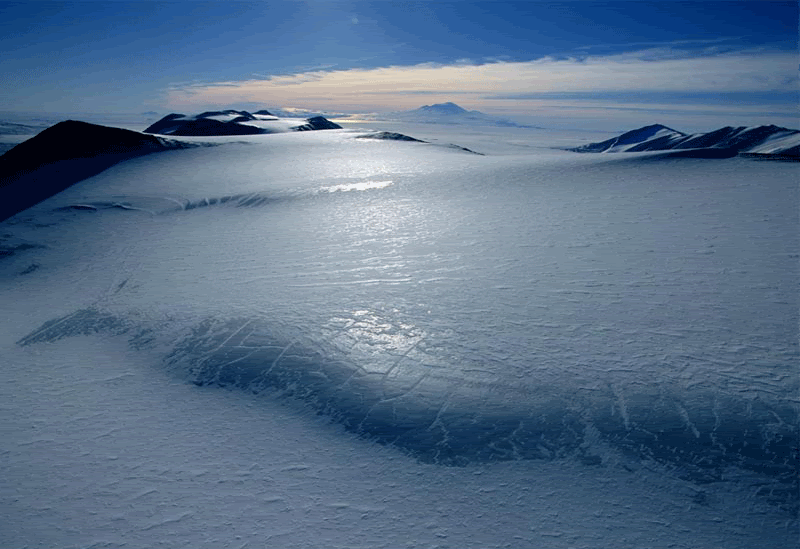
[17,305,797,492]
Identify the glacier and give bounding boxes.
[1,120,797,548]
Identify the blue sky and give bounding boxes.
[0,1,796,130]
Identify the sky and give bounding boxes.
[0,0,797,131]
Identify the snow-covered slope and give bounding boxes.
[571,124,800,156]
[353,129,483,154]
[0,120,192,221]
[1,123,797,547]
[744,129,800,155]
[144,109,342,136]
[570,124,687,153]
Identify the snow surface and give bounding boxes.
[237,117,322,133]
[747,131,800,155]
[1,122,797,548]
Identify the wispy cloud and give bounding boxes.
[164,47,797,113]
[572,37,743,52]
[485,90,798,106]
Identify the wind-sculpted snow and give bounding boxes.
[354,131,484,154]
[52,180,398,216]
[17,307,799,510]
[0,240,45,260]
[3,125,798,545]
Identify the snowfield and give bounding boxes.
[0,120,797,548]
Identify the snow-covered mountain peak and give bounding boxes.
[620,123,684,139]
[416,102,473,115]
[571,123,799,157]
[143,110,341,136]
[390,102,541,128]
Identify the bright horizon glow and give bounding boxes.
[0,1,796,131]
[166,46,797,111]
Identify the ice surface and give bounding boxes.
[1,122,797,547]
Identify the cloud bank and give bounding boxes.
[165,47,797,115]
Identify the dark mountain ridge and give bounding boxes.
[571,123,799,158]
[144,110,340,136]
[0,120,192,221]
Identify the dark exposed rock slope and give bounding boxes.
[0,120,190,221]
[571,124,800,158]
[144,110,341,136]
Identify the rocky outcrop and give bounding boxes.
[571,124,800,157]
[292,116,343,132]
[144,110,341,136]
[0,120,190,221]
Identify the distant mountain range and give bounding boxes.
[570,124,800,158]
[143,110,341,136]
[387,102,542,128]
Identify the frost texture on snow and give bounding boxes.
[1,122,798,548]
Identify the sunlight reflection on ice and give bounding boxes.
[320,179,393,193]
